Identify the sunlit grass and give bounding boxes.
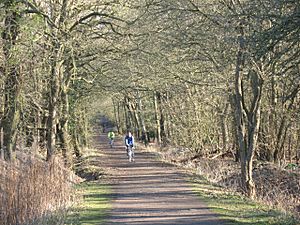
[66,182,111,225]
[191,177,299,225]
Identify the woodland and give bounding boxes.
[0,0,299,224]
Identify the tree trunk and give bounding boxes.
[113,100,120,133]
[220,103,230,153]
[117,102,122,133]
[296,129,300,165]
[229,94,240,162]
[234,24,263,199]
[125,96,140,136]
[57,85,70,165]
[136,90,147,143]
[154,91,161,145]
[46,0,69,161]
[46,43,64,161]
[157,92,166,145]
[123,102,130,130]
[266,73,278,161]
[1,1,21,161]
[273,117,287,163]
[0,83,4,160]
[71,126,81,159]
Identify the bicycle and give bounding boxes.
[109,138,114,148]
[126,145,134,162]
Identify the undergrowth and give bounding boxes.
[145,144,300,224]
[0,153,77,225]
[191,176,299,225]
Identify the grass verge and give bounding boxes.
[191,176,299,225]
[66,181,111,225]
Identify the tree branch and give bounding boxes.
[69,12,125,32]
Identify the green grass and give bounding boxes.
[191,176,299,225]
[66,182,111,225]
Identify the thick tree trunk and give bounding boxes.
[229,94,240,162]
[46,43,64,161]
[1,1,21,161]
[45,0,69,161]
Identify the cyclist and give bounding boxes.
[107,130,115,148]
[125,131,135,161]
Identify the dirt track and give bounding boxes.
[96,135,225,225]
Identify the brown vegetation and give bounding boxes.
[0,153,78,225]
[157,147,300,217]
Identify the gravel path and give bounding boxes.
[97,135,224,225]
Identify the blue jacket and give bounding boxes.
[125,135,134,146]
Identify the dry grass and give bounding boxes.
[155,146,300,218]
[0,152,78,225]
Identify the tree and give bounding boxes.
[1,0,22,161]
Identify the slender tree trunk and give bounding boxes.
[266,73,277,161]
[234,24,263,199]
[288,133,292,163]
[154,91,161,145]
[0,126,3,160]
[220,103,230,153]
[136,90,147,142]
[0,81,4,159]
[72,126,81,159]
[273,117,287,163]
[157,92,166,145]
[123,102,130,130]
[125,96,139,136]
[31,109,41,153]
[296,129,300,165]
[0,80,4,160]
[234,43,249,196]
[117,102,122,133]
[113,100,120,133]
[273,84,299,163]
[80,107,88,147]
[57,85,70,165]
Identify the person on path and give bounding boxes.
[108,130,115,147]
[124,131,135,161]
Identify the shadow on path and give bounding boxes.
[97,134,225,225]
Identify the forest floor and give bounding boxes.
[67,134,299,225]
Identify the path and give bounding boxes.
[96,135,224,225]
